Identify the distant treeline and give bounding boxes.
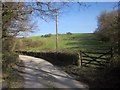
[41,32,72,37]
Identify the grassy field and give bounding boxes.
[18,33,111,52]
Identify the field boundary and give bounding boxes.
[16,51,79,66]
[79,48,113,68]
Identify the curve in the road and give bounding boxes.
[18,55,89,89]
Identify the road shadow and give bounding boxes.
[13,62,89,89]
[15,63,74,80]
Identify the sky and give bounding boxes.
[29,2,118,36]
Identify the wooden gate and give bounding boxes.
[79,49,113,68]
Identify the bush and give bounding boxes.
[2,52,19,72]
[66,32,72,35]
[16,38,43,51]
[41,35,44,37]
[108,55,120,74]
[44,34,52,37]
[2,52,20,88]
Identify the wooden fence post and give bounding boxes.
[77,52,81,67]
[79,51,82,67]
[77,53,80,67]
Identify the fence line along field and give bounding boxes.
[16,33,112,52]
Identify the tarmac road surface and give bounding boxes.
[18,55,89,89]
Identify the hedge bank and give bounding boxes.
[17,51,79,66]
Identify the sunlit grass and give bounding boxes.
[20,33,111,52]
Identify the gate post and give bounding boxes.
[78,51,82,67]
[80,51,82,67]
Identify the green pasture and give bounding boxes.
[19,33,112,52]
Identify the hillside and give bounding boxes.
[17,33,111,52]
